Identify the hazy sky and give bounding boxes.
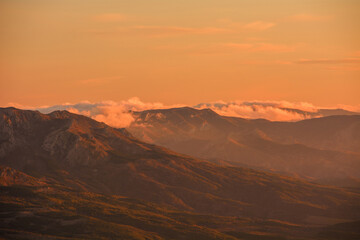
[1,0,359,107]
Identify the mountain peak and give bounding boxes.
[48,110,74,118]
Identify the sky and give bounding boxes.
[1,0,360,108]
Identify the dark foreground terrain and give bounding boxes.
[1,167,360,240]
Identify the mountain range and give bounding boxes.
[194,102,359,119]
[128,107,360,187]
[1,107,360,239]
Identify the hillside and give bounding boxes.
[128,107,360,185]
[2,167,360,240]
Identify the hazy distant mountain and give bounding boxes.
[194,102,359,119]
[1,107,359,228]
[128,107,360,186]
[275,107,358,118]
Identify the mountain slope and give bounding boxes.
[1,107,360,226]
[3,166,339,240]
[0,167,237,240]
[128,107,360,183]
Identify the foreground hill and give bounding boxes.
[0,167,238,240]
[0,107,360,237]
[128,107,360,185]
[5,166,359,240]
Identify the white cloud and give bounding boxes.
[243,21,276,31]
[36,97,184,128]
[195,101,319,121]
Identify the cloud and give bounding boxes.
[131,26,230,36]
[294,58,360,64]
[325,66,360,71]
[36,98,184,128]
[88,25,231,37]
[2,102,34,109]
[335,104,360,113]
[286,14,332,22]
[91,105,135,128]
[212,105,309,121]
[224,42,296,53]
[243,21,276,31]
[291,58,360,71]
[89,19,274,38]
[78,76,123,85]
[126,20,276,36]
[93,13,128,22]
[217,19,276,32]
[194,101,320,121]
[153,42,297,56]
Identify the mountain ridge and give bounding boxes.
[128,107,360,185]
[1,107,360,224]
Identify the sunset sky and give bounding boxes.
[1,0,359,107]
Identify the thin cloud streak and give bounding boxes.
[88,25,232,37]
[88,19,276,38]
[224,42,296,53]
[78,76,123,85]
[217,19,276,31]
[195,101,318,121]
[156,42,298,56]
[294,58,360,64]
[93,13,128,22]
[132,26,231,36]
[243,21,276,31]
[286,14,332,22]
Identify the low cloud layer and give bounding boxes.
[196,101,360,121]
[285,14,332,22]
[294,58,360,65]
[37,98,183,128]
[195,101,318,121]
[10,98,358,128]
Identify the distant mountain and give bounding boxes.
[128,107,360,185]
[276,107,358,119]
[1,107,359,229]
[194,102,359,119]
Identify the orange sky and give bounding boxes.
[1,0,359,107]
